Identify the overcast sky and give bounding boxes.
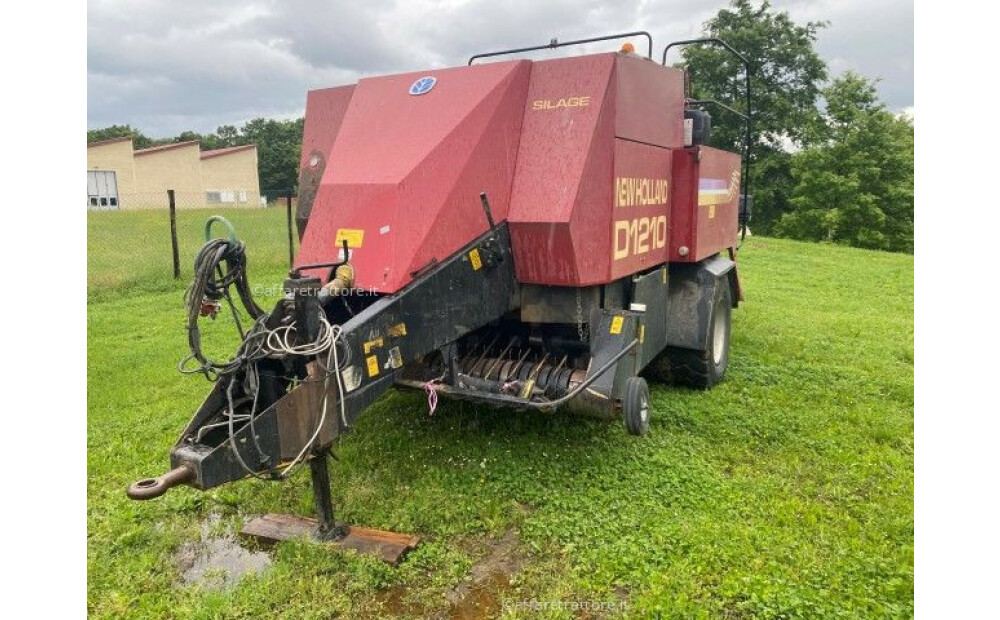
[87,0,913,137]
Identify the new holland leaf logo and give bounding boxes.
[409,76,436,96]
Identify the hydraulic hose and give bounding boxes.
[180,218,266,379]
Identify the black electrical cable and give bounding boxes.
[180,230,345,481]
[179,237,267,379]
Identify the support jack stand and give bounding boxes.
[240,451,419,565]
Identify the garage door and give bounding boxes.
[87,170,120,210]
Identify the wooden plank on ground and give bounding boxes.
[240,514,419,565]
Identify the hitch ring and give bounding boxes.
[127,465,195,500]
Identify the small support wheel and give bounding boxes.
[622,376,651,436]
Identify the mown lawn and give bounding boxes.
[87,207,293,298]
[87,210,913,618]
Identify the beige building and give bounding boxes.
[87,137,261,209]
[200,145,260,205]
[86,137,137,209]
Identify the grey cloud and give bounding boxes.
[770,0,913,109]
[807,1,913,109]
[248,0,403,70]
[87,0,914,136]
[393,0,649,64]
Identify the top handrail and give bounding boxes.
[468,31,653,65]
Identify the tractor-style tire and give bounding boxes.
[622,376,651,436]
[657,279,732,389]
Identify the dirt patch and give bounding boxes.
[372,530,526,619]
[446,530,524,619]
[373,584,415,617]
[174,514,271,590]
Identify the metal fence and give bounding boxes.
[87,189,298,295]
[86,189,294,211]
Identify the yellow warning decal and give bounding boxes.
[363,337,384,354]
[387,322,407,337]
[609,316,624,335]
[335,228,365,248]
[661,267,667,284]
[469,248,482,270]
[365,355,379,377]
[639,324,645,344]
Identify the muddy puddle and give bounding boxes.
[375,530,523,619]
[174,514,271,590]
[448,568,514,619]
[174,515,523,617]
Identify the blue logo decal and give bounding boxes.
[409,76,436,96]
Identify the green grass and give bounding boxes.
[88,211,913,618]
[87,207,293,299]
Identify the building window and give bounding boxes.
[206,190,240,204]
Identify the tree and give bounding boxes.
[680,0,829,233]
[87,124,155,149]
[776,73,914,252]
[238,117,304,192]
[172,130,206,145]
[213,125,241,148]
[196,125,242,151]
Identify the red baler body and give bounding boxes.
[296,52,742,292]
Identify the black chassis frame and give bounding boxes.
[171,224,519,489]
[168,222,736,490]
[397,257,737,418]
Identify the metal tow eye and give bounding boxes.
[127,465,195,500]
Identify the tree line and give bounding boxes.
[681,0,913,253]
[88,0,913,253]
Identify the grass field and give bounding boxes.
[87,210,914,618]
[87,207,294,298]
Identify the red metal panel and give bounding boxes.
[614,55,685,148]
[668,147,742,262]
[567,79,617,284]
[668,149,697,261]
[299,86,355,172]
[693,148,741,261]
[609,139,671,280]
[296,61,530,291]
[508,54,616,286]
[509,53,687,286]
[297,51,738,289]
[406,68,530,277]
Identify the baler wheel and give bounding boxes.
[622,376,651,436]
[660,279,732,389]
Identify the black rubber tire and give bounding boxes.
[643,353,672,384]
[622,376,651,436]
[657,280,732,389]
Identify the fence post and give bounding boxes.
[168,189,180,279]
[286,192,295,269]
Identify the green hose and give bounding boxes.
[204,215,239,244]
